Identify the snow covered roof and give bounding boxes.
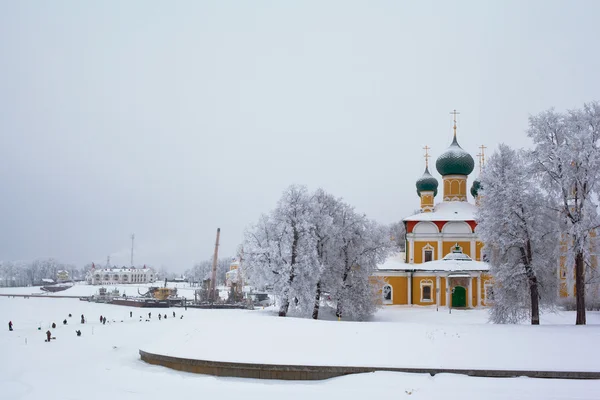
[377,250,489,272]
[413,258,489,272]
[404,201,477,222]
[377,253,406,270]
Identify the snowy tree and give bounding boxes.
[528,102,600,324]
[244,185,317,317]
[244,185,393,320]
[477,144,559,324]
[186,258,231,285]
[389,221,406,251]
[329,206,392,320]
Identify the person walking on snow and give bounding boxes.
[8,321,13,331]
[148,312,151,319]
[81,315,85,324]
[46,330,51,342]
[63,319,67,325]
[158,314,161,320]
[102,317,106,325]
[100,315,103,323]
[172,311,175,318]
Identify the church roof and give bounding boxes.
[404,201,477,222]
[377,250,489,272]
[436,136,475,176]
[416,167,438,196]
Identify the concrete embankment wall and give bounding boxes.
[139,350,600,381]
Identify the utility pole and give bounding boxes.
[130,234,135,267]
[209,228,221,302]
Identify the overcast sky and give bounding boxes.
[1,1,599,272]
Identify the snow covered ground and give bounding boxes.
[1,296,599,400]
[0,281,205,300]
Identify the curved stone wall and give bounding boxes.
[139,350,600,381]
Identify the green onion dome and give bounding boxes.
[435,136,475,176]
[416,167,438,197]
[470,179,481,198]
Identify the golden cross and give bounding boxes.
[423,145,431,168]
[478,144,487,171]
[450,109,460,138]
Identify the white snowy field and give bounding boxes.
[1,297,599,400]
[0,281,201,299]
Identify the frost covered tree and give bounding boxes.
[244,185,317,317]
[244,185,393,320]
[185,258,231,286]
[330,207,391,320]
[477,144,559,324]
[389,221,406,251]
[528,102,600,325]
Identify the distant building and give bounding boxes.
[86,264,156,285]
[225,259,241,287]
[56,270,69,282]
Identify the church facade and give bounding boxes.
[375,114,492,308]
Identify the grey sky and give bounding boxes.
[1,1,599,272]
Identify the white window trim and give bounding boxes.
[420,279,434,302]
[382,284,393,305]
[422,244,435,263]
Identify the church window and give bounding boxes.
[424,250,433,262]
[422,244,435,262]
[420,279,433,302]
[382,285,392,304]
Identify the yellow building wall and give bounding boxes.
[383,276,408,305]
[413,241,439,264]
[442,241,472,259]
[443,176,467,200]
[471,277,478,307]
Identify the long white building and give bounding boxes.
[86,265,156,285]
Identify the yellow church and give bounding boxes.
[375,113,492,309]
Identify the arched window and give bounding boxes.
[420,279,434,302]
[422,243,435,262]
[382,284,393,305]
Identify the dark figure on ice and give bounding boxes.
[68,314,72,317]
[76,330,81,337]
[46,330,51,342]
[52,322,56,329]
[100,315,103,323]
[130,311,133,318]
[172,311,175,318]
[158,314,161,320]
[148,312,151,319]
[164,314,167,319]
[180,315,183,319]
[102,317,106,325]
[8,321,13,331]
[81,315,85,324]
[63,319,67,325]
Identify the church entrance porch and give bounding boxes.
[452,286,466,308]
[446,274,473,309]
